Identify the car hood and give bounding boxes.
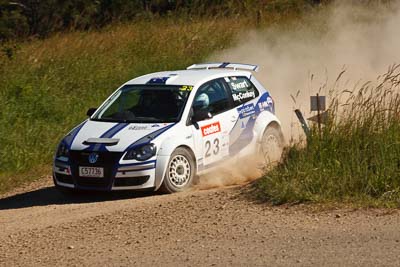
[68,120,174,152]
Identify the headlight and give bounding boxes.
[56,142,69,157]
[124,144,156,161]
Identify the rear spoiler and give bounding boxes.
[187,62,259,72]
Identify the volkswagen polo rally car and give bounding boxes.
[53,63,284,193]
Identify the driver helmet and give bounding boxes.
[194,93,210,109]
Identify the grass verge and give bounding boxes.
[256,65,400,207]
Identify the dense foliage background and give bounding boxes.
[0,0,326,41]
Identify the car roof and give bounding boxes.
[125,69,252,87]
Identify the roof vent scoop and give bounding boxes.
[187,62,259,72]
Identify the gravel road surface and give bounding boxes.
[1,178,400,266]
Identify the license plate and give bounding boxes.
[79,167,104,178]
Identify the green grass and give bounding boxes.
[256,65,400,207]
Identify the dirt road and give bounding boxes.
[1,179,400,267]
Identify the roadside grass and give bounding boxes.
[256,65,400,207]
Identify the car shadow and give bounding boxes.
[0,186,158,211]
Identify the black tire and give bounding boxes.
[260,125,284,167]
[159,147,196,194]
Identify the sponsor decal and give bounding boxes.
[179,85,193,91]
[147,77,170,84]
[201,122,221,137]
[258,96,274,111]
[232,91,256,102]
[237,103,256,119]
[129,126,148,130]
[88,153,99,164]
[230,80,249,91]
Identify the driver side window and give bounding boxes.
[193,79,230,116]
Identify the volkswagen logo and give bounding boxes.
[88,153,99,164]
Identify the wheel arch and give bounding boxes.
[266,120,282,133]
[263,120,284,143]
[254,111,283,143]
[176,145,197,164]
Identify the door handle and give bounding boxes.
[231,115,238,122]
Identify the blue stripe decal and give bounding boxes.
[85,123,129,152]
[102,123,129,138]
[219,62,230,68]
[64,120,87,149]
[124,123,176,152]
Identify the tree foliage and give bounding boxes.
[0,0,325,41]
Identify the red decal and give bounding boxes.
[201,122,221,137]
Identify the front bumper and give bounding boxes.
[53,152,158,191]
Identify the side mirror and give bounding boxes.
[192,108,212,122]
[86,108,97,117]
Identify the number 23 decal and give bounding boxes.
[205,138,220,158]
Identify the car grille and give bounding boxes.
[76,178,110,188]
[114,176,150,187]
[69,151,123,189]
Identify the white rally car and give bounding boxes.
[53,63,284,193]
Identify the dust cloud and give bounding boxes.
[213,1,400,142]
[195,155,264,190]
[198,1,400,188]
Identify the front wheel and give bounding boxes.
[159,147,196,193]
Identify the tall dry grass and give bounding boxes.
[257,64,400,206]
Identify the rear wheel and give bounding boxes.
[260,125,284,167]
[159,147,196,193]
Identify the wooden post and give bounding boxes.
[316,93,322,137]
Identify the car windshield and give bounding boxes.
[92,85,192,123]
